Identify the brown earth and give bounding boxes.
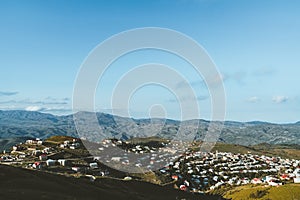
[0,165,224,200]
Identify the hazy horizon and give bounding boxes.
[1,109,299,125]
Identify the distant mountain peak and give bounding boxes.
[1,110,300,147]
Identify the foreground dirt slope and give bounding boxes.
[0,165,223,200]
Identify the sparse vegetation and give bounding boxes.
[249,189,268,199]
[45,136,77,143]
[223,184,300,200]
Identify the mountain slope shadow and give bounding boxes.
[0,165,224,200]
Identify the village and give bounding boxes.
[160,149,300,192]
[8,138,125,175]
[0,136,300,195]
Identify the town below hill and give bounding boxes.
[1,135,299,199]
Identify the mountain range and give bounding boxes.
[0,110,299,151]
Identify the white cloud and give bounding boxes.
[272,96,288,104]
[25,106,43,111]
[0,96,72,115]
[247,96,260,103]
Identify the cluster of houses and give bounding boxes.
[28,139,93,172]
[94,139,187,171]
[1,138,54,163]
[25,138,43,145]
[1,137,300,194]
[0,155,16,162]
[93,138,300,192]
[0,138,114,178]
[158,150,300,192]
[59,139,81,150]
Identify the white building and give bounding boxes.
[89,162,98,169]
[58,159,67,166]
[294,168,300,183]
[46,159,56,166]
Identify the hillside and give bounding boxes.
[212,142,300,160]
[0,137,32,152]
[221,184,300,200]
[0,164,222,200]
[1,110,300,150]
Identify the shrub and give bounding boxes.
[249,190,268,199]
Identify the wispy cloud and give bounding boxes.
[253,68,276,77]
[223,71,247,84]
[0,98,69,105]
[45,96,70,102]
[175,79,205,89]
[272,96,289,104]
[247,96,260,103]
[168,95,208,103]
[0,97,72,115]
[0,91,18,96]
[175,73,227,89]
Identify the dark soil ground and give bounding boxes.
[0,165,224,200]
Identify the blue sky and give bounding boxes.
[0,0,299,123]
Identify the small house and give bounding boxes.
[72,167,81,172]
[32,162,42,169]
[89,162,98,169]
[179,185,187,191]
[46,159,56,166]
[39,154,48,161]
[12,146,19,151]
[251,178,262,184]
[172,175,178,180]
[294,177,300,183]
[58,159,67,166]
[26,140,34,144]
[111,157,121,162]
[70,143,80,149]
